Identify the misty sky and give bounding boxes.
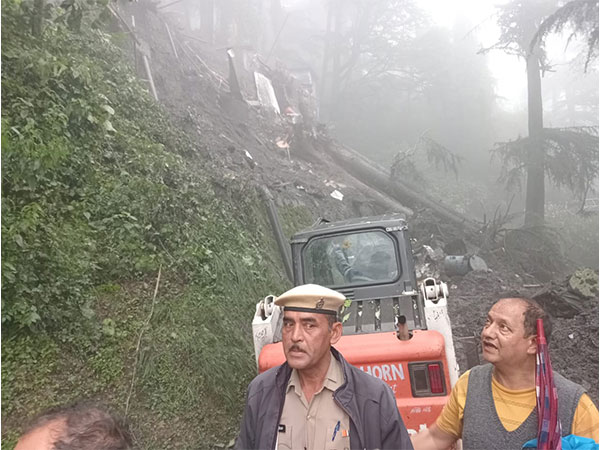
[419,0,594,112]
[280,0,596,112]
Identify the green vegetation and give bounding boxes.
[1,1,287,447]
[279,205,315,240]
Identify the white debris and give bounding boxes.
[254,72,280,115]
[568,333,574,339]
[275,138,289,149]
[423,245,445,261]
[244,150,253,160]
[330,190,344,201]
[324,180,347,189]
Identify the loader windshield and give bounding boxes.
[302,230,399,287]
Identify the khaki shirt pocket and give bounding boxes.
[326,425,350,450]
[277,425,293,450]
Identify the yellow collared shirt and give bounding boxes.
[436,370,599,442]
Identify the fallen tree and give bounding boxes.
[321,139,481,234]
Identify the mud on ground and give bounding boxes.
[118,0,599,407]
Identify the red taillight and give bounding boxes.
[428,363,444,394]
[408,361,446,397]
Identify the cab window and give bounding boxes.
[302,230,399,287]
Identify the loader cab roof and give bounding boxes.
[291,213,408,242]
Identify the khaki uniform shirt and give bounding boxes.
[278,356,351,450]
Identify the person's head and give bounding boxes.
[481,297,550,367]
[15,403,132,450]
[275,284,345,373]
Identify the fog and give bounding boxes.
[157,0,598,266]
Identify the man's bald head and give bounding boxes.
[15,418,63,450]
[16,404,132,450]
[494,297,552,340]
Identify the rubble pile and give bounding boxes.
[116,0,599,407]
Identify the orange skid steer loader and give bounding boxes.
[252,214,459,433]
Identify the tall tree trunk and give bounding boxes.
[328,0,342,119]
[200,0,214,44]
[257,0,281,55]
[319,0,334,121]
[524,50,545,227]
[31,0,45,37]
[216,0,235,46]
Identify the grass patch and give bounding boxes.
[2,192,290,448]
[1,2,293,448]
[279,204,315,240]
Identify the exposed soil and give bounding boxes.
[116,0,599,406]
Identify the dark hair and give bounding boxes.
[24,403,133,450]
[327,312,338,329]
[520,298,552,340]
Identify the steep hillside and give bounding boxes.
[107,5,598,409]
[1,1,408,448]
[2,1,597,448]
[1,2,289,448]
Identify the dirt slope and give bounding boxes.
[116,1,598,405]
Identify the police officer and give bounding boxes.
[236,284,413,450]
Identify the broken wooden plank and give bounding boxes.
[227,48,243,100]
[142,54,159,101]
[164,22,179,59]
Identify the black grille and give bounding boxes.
[338,288,355,300]
[341,297,398,334]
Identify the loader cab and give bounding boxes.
[290,214,426,334]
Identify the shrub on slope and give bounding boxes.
[2,2,287,447]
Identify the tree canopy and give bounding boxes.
[532,0,599,71]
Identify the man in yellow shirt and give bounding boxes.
[411,297,599,449]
